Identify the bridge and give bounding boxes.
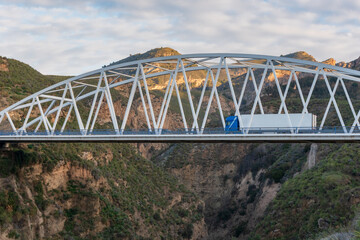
[1,53,360,143]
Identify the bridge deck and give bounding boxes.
[1,133,360,143]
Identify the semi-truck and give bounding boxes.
[225,113,317,132]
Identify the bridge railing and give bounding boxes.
[1,126,360,136]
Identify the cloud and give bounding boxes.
[0,0,359,75]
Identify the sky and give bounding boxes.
[0,0,360,75]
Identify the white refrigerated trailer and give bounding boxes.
[225,113,317,132]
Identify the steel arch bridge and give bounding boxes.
[1,53,360,143]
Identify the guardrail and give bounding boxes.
[0,126,360,136]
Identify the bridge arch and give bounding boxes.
[1,53,360,142]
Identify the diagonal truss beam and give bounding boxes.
[320,70,347,133]
[247,60,270,132]
[201,57,224,132]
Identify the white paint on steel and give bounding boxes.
[1,53,360,142]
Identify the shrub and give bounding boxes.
[7,230,20,239]
[267,164,290,183]
[234,221,247,237]
[153,211,161,221]
[178,223,193,239]
[178,208,189,218]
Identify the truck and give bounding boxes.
[225,113,317,132]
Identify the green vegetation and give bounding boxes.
[0,141,202,239]
[0,186,37,232]
[236,143,309,182]
[252,144,360,239]
[0,57,71,103]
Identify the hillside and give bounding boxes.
[0,57,69,103]
[0,143,207,239]
[250,144,360,240]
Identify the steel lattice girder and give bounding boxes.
[1,53,360,142]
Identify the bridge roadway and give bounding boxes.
[1,128,360,143]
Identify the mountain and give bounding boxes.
[321,58,336,65]
[281,51,317,62]
[337,56,360,70]
[108,47,180,66]
[107,47,210,90]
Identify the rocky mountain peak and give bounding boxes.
[281,51,317,62]
[108,47,180,66]
[321,58,336,66]
[336,56,360,70]
[143,47,180,58]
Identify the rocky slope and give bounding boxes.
[0,143,207,240]
[250,143,360,240]
[337,56,360,70]
[152,142,312,239]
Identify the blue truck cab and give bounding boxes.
[225,116,239,131]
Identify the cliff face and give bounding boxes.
[0,143,207,239]
[152,143,312,239]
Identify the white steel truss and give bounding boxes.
[1,53,360,142]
